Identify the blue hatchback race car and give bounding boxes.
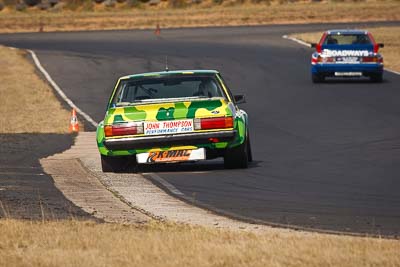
[311,29,384,83]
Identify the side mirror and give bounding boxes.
[310,43,317,48]
[234,94,246,104]
[378,43,384,48]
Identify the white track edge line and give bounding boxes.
[27,49,99,127]
[282,35,311,47]
[385,68,400,75]
[282,35,400,76]
[147,173,186,197]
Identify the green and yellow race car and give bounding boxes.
[96,70,252,172]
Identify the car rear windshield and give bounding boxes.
[323,34,372,45]
[111,75,226,106]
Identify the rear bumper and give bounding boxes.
[103,130,237,151]
[312,63,383,75]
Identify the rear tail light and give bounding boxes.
[311,56,320,64]
[312,56,335,64]
[362,56,383,64]
[323,57,335,63]
[362,56,378,62]
[104,122,144,137]
[194,117,234,130]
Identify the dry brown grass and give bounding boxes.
[0,45,77,133]
[0,219,399,267]
[0,0,399,33]
[292,26,400,73]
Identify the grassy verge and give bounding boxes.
[0,0,399,33]
[291,26,400,73]
[0,219,399,267]
[0,45,81,133]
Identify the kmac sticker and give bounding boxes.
[147,150,192,163]
[136,148,206,164]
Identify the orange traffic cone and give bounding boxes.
[155,23,161,36]
[69,108,79,133]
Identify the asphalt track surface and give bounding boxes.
[1,22,400,235]
[0,134,90,220]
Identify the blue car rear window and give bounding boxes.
[324,34,372,45]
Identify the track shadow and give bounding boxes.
[0,133,95,221]
[135,159,261,173]
[320,77,387,84]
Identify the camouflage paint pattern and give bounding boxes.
[96,71,248,157]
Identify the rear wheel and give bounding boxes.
[312,73,324,83]
[101,155,137,173]
[224,138,250,169]
[247,135,253,162]
[370,73,383,83]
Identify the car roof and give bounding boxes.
[120,70,219,80]
[326,29,368,35]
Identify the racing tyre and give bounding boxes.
[247,135,253,162]
[101,155,137,173]
[312,73,324,83]
[224,138,250,169]
[370,73,383,83]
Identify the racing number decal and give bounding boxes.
[147,150,192,163]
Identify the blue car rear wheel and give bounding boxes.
[312,73,324,83]
[370,73,383,83]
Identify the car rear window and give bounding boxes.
[111,75,226,106]
[323,34,372,45]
